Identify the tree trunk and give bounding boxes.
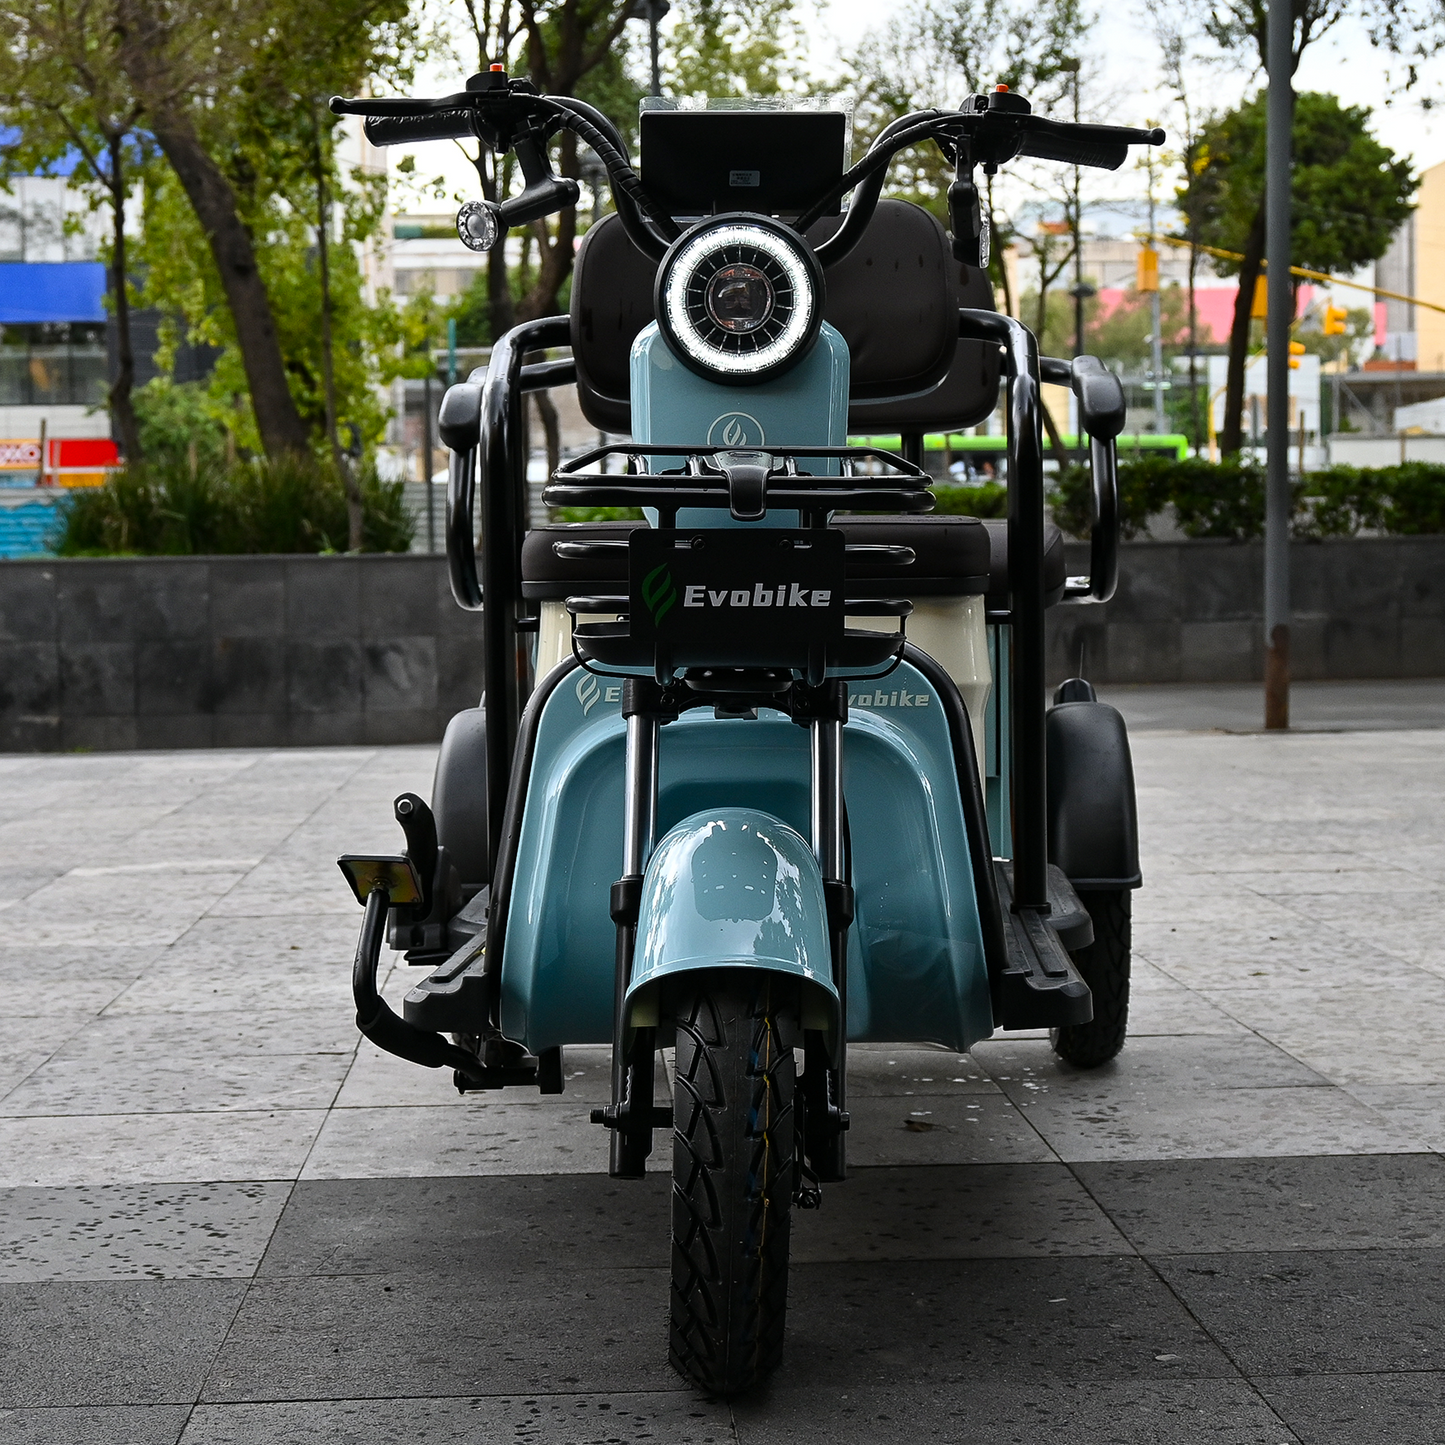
[313,121,361,549]
[1221,202,1266,457]
[142,109,311,457]
[106,134,143,463]
[517,131,578,323]
[534,390,561,479]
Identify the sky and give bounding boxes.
[394,0,1445,276]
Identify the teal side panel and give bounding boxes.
[501,662,994,1055]
[842,669,995,1051]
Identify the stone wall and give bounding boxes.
[0,554,484,751]
[1048,536,1445,685]
[1,538,1441,751]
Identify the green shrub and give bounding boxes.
[551,506,645,523]
[53,453,413,556]
[1054,455,1445,542]
[929,482,1007,517]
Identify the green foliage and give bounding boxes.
[53,454,412,556]
[1052,455,1445,542]
[668,0,810,99]
[930,482,1008,517]
[1301,464,1445,537]
[135,142,409,458]
[131,379,230,469]
[1184,91,1417,278]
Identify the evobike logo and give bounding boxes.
[575,673,623,715]
[682,582,832,610]
[641,564,678,625]
[849,687,932,709]
[706,411,765,448]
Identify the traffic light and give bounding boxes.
[1323,304,1348,336]
[1251,275,1268,320]
[1288,339,1305,370]
[1136,247,1159,293]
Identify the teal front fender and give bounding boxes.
[624,808,841,1055]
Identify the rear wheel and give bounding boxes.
[1050,889,1131,1068]
[669,970,798,1396]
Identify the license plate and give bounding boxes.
[628,528,844,670]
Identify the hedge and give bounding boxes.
[1052,455,1445,542]
[53,454,414,556]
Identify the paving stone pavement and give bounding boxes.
[2,713,1444,1443]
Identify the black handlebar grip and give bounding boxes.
[363,110,478,147]
[1018,117,1164,171]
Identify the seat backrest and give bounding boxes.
[569,199,1001,435]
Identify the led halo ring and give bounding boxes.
[654,214,825,386]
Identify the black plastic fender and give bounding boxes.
[1046,690,1142,891]
[432,707,490,897]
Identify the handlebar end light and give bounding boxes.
[457,200,503,253]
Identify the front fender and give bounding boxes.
[624,808,840,1054]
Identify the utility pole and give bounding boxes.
[1264,0,1292,730]
[629,0,670,98]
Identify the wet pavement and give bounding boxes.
[2,692,1444,1442]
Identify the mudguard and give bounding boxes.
[1046,700,1142,890]
[624,808,841,1054]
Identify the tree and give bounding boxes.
[110,0,414,460]
[0,1,149,459]
[1182,90,1415,454]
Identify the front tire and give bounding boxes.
[1050,889,1131,1068]
[669,970,798,1396]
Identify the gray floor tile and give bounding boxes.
[256,1174,671,1277]
[792,1163,1132,1262]
[0,1405,191,1445]
[199,1268,675,1401]
[1258,1372,1445,1445]
[1072,1154,1445,1255]
[972,1037,1424,1162]
[732,1378,1296,1445]
[0,1182,292,1282]
[1153,1248,1445,1376]
[843,1045,996,1096]
[1202,983,1445,1086]
[780,1255,1236,1386]
[1,1011,357,1117]
[1342,1085,1445,1151]
[843,1092,1055,1167]
[179,1394,733,1444]
[299,1099,615,1179]
[0,1111,326,1187]
[0,1279,246,1406]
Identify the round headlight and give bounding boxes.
[655,215,824,385]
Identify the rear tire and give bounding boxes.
[669,970,798,1396]
[1050,889,1131,1068]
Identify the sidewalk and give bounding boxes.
[1,717,1443,1442]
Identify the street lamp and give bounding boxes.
[628,0,670,99]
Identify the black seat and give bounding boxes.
[523,516,1003,601]
[569,200,1001,435]
[522,517,1064,608]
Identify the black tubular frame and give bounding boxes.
[447,314,573,877]
[957,308,1050,915]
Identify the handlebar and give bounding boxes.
[332,75,1162,269]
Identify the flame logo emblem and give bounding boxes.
[641,563,677,626]
[707,411,765,448]
[575,673,601,715]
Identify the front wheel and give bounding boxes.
[1050,889,1132,1068]
[669,970,798,1396]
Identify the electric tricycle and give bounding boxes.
[333,75,1154,1395]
